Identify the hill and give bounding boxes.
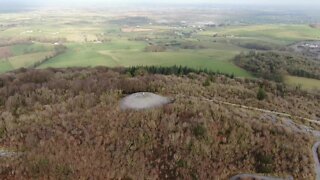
[0,67,319,179]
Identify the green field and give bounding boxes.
[9,51,53,68]
[0,60,13,73]
[0,12,319,83]
[199,24,320,45]
[285,76,320,90]
[0,43,55,71]
[10,43,54,55]
[38,40,251,77]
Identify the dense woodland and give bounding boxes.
[234,51,320,82]
[0,67,319,179]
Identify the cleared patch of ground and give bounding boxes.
[120,92,172,110]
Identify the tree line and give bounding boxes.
[125,65,235,78]
[31,44,67,68]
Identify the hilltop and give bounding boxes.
[0,67,319,179]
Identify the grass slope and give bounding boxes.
[285,76,320,90]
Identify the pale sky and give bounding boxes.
[1,0,320,7]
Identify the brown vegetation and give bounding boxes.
[0,67,319,179]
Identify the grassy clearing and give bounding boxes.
[285,76,320,90]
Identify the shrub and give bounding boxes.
[193,124,206,139]
[0,78,4,88]
[202,78,210,87]
[0,96,4,106]
[0,126,5,138]
[5,95,25,113]
[30,158,50,177]
[255,153,274,173]
[257,87,267,101]
[145,45,166,52]
[55,164,73,179]
[176,159,188,168]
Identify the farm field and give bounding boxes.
[0,10,319,89]
[0,43,55,71]
[198,24,320,45]
[38,41,251,77]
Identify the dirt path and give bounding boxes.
[198,96,320,125]
[230,174,293,180]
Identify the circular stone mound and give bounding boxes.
[120,92,172,110]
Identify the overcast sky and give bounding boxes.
[1,0,319,7]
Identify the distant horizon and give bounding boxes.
[0,0,320,9]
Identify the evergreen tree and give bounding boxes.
[257,87,267,101]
